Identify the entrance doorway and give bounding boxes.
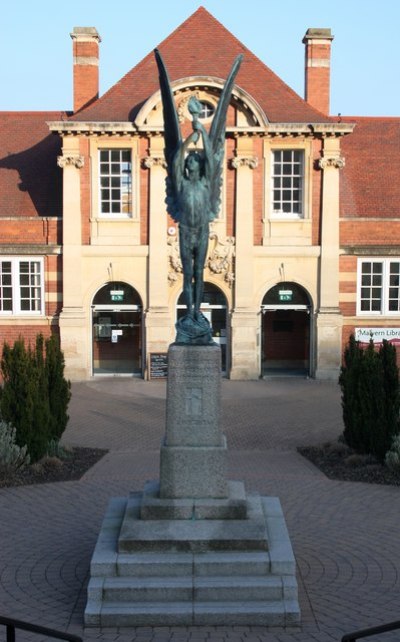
[261,282,311,376]
[177,282,228,373]
[92,282,142,375]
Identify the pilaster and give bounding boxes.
[57,137,88,379]
[145,136,173,357]
[230,137,260,379]
[316,137,345,379]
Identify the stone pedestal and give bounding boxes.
[85,343,300,627]
[160,344,227,499]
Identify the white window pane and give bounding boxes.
[99,149,132,216]
[271,150,304,216]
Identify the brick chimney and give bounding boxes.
[71,27,101,113]
[302,28,333,115]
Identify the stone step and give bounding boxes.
[117,552,193,577]
[94,574,296,604]
[196,575,298,602]
[92,601,193,627]
[92,600,300,627]
[194,551,271,576]
[194,600,301,627]
[194,576,285,601]
[101,577,192,602]
[113,551,271,578]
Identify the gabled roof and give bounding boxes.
[340,117,400,219]
[72,6,331,124]
[0,112,65,218]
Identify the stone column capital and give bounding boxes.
[318,155,345,170]
[143,156,167,169]
[230,155,259,170]
[57,154,84,169]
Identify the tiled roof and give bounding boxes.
[0,112,65,218]
[340,117,400,218]
[72,6,331,124]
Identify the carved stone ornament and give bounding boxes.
[318,155,345,170]
[143,156,167,169]
[167,232,236,287]
[167,235,183,285]
[57,154,84,169]
[207,232,235,286]
[230,155,259,170]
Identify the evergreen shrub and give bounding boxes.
[339,335,400,462]
[385,433,400,473]
[0,334,71,462]
[0,420,30,475]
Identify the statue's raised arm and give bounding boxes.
[154,49,243,343]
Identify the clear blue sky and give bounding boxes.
[1,0,399,116]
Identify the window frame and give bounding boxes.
[357,258,400,316]
[98,148,133,218]
[0,257,44,316]
[270,149,305,218]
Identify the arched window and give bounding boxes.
[198,101,215,120]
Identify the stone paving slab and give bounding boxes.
[1,378,400,642]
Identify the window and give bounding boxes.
[99,149,132,216]
[0,258,43,315]
[358,259,400,315]
[271,149,304,216]
[198,101,215,120]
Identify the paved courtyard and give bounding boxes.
[1,377,399,642]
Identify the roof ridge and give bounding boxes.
[341,115,400,121]
[71,7,333,124]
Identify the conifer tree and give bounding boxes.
[340,335,400,462]
[377,339,400,459]
[0,333,71,462]
[339,334,364,451]
[45,334,71,441]
[0,337,49,461]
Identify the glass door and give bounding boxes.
[92,282,142,376]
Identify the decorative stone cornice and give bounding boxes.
[318,155,345,170]
[143,156,167,169]
[48,121,138,136]
[57,154,84,169]
[230,155,258,170]
[48,121,355,139]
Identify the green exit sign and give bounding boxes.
[110,290,124,302]
[279,290,293,302]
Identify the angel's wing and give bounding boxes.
[208,54,243,220]
[154,49,182,222]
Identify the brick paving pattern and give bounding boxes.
[1,378,400,641]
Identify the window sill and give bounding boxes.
[90,217,140,246]
[269,213,303,221]
[0,313,45,320]
[263,217,312,247]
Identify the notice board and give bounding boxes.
[149,352,168,379]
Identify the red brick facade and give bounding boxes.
[0,8,399,379]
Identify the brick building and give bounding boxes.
[0,8,399,380]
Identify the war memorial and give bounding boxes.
[84,49,300,628]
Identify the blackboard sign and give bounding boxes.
[149,352,168,379]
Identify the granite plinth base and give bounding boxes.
[85,492,300,627]
[141,479,247,520]
[159,437,228,499]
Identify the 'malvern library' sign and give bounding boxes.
[355,328,400,345]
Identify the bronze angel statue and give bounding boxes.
[154,49,243,344]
